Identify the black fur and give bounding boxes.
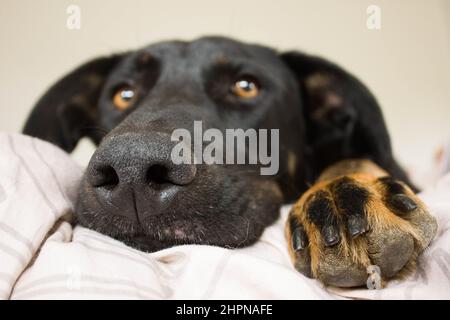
[306,191,340,246]
[330,176,370,237]
[378,176,407,195]
[378,177,418,214]
[23,36,412,252]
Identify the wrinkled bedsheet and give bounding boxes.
[0,133,449,299]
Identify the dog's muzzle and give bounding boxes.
[86,131,196,222]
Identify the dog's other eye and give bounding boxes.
[112,85,138,111]
[232,77,260,99]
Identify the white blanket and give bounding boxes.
[0,133,449,300]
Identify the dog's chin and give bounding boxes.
[114,232,256,253]
[87,222,263,253]
[118,235,184,253]
[77,206,283,252]
[110,219,217,252]
[75,175,284,253]
[75,210,271,253]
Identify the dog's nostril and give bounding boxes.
[93,165,119,190]
[146,164,170,185]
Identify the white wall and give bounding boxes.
[1,0,449,171]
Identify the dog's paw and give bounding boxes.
[286,174,437,287]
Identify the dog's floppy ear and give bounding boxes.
[23,54,124,152]
[281,51,412,185]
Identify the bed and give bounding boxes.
[0,133,449,299]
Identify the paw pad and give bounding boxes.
[286,173,438,287]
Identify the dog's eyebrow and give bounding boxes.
[136,52,154,66]
[215,54,229,65]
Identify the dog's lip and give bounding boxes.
[116,219,204,249]
[120,232,191,252]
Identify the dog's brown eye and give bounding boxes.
[232,77,260,99]
[112,86,137,111]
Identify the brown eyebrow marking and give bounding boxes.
[137,52,153,66]
[215,54,229,65]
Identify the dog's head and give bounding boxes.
[24,36,375,251]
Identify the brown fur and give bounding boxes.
[286,158,437,287]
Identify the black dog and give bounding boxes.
[23,37,436,287]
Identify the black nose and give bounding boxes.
[86,132,196,221]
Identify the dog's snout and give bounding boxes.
[91,161,195,189]
[86,132,196,220]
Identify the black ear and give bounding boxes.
[281,51,414,187]
[23,54,124,152]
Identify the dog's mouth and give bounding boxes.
[77,207,261,253]
[74,128,285,252]
[116,229,202,253]
[75,166,284,252]
[112,218,214,252]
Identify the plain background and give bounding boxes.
[1,0,449,174]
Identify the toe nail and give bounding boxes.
[292,227,308,251]
[391,194,418,213]
[322,225,340,246]
[347,215,367,238]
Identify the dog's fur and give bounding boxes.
[23,37,434,286]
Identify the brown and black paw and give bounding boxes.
[286,174,437,288]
